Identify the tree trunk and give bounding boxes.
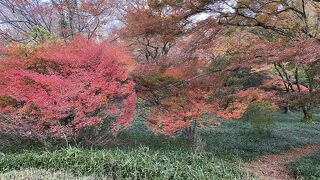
[284,104,290,114]
[302,106,313,123]
[183,121,196,139]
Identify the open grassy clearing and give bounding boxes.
[0,111,319,179]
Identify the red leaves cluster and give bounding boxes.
[248,38,320,66]
[133,61,221,136]
[145,89,219,136]
[121,9,182,42]
[80,0,109,16]
[0,36,136,141]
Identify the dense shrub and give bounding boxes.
[0,37,136,143]
[243,73,264,88]
[242,101,276,134]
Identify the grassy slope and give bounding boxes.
[0,111,319,179]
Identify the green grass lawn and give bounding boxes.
[0,111,319,179]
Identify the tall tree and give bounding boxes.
[121,0,320,122]
[0,0,117,43]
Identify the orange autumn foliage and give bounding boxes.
[145,89,220,136]
[217,88,278,120]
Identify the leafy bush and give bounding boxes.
[243,73,264,88]
[242,101,276,134]
[0,36,136,143]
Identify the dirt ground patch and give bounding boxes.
[245,145,320,180]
